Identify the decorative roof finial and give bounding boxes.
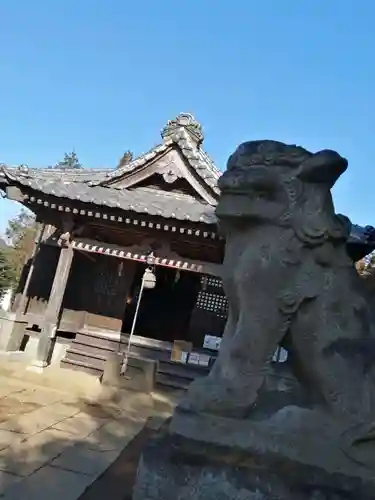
[18,164,29,174]
[161,113,204,146]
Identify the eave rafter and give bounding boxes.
[47,237,222,276]
[22,192,219,241]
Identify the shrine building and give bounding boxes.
[0,113,373,390]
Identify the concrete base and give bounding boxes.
[121,356,157,393]
[26,365,45,374]
[0,312,28,351]
[0,350,28,361]
[27,359,48,373]
[0,313,15,350]
[50,342,69,365]
[102,352,123,387]
[133,433,375,500]
[25,336,69,368]
[23,336,39,359]
[102,352,157,394]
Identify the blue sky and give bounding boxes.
[1,0,374,233]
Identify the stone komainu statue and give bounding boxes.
[181,140,375,467]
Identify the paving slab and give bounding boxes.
[85,418,146,451]
[0,430,25,451]
[0,362,178,499]
[0,397,40,422]
[0,405,78,434]
[0,428,77,476]
[52,412,109,437]
[46,402,81,418]
[51,444,119,477]
[147,414,169,431]
[2,465,93,500]
[0,471,22,495]
[15,388,65,406]
[0,379,33,394]
[77,424,166,500]
[0,386,25,398]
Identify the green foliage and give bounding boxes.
[5,209,35,245]
[4,209,37,288]
[55,151,83,170]
[0,247,13,298]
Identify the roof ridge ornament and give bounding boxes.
[161,112,204,146]
[17,164,29,174]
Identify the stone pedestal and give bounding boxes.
[0,312,27,351]
[132,139,375,499]
[102,352,157,394]
[133,432,375,500]
[34,328,56,366]
[133,394,375,500]
[121,356,157,394]
[102,351,123,386]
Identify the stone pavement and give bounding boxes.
[79,418,170,500]
[0,358,180,500]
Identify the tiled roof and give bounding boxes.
[1,163,374,240]
[1,163,372,248]
[0,165,110,184]
[0,112,374,251]
[93,124,221,195]
[0,165,216,224]
[0,113,221,225]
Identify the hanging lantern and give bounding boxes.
[142,267,156,289]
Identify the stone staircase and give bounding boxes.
[61,330,213,391]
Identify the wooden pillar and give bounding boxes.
[32,246,74,368]
[15,223,46,317]
[5,224,46,352]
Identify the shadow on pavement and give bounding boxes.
[78,418,170,500]
[0,359,181,499]
[0,390,173,500]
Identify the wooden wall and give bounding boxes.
[23,244,60,316]
[14,230,225,341]
[60,251,91,328]
[61,253,136,332]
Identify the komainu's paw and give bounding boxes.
[341,422,375,469]
[180,377,252,418]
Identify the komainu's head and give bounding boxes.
[216,140,351,246]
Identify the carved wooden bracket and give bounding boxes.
[58,231,71,247]
[162,168,178,184]
[57,216,76,247]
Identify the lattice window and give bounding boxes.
[201,276,223,289]
[195,290,229,319]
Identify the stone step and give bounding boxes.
[62,331,212,392]
[66,348,106,364]
[155,372,193,391]
[60,358,102,377]
[158,360,209,380]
